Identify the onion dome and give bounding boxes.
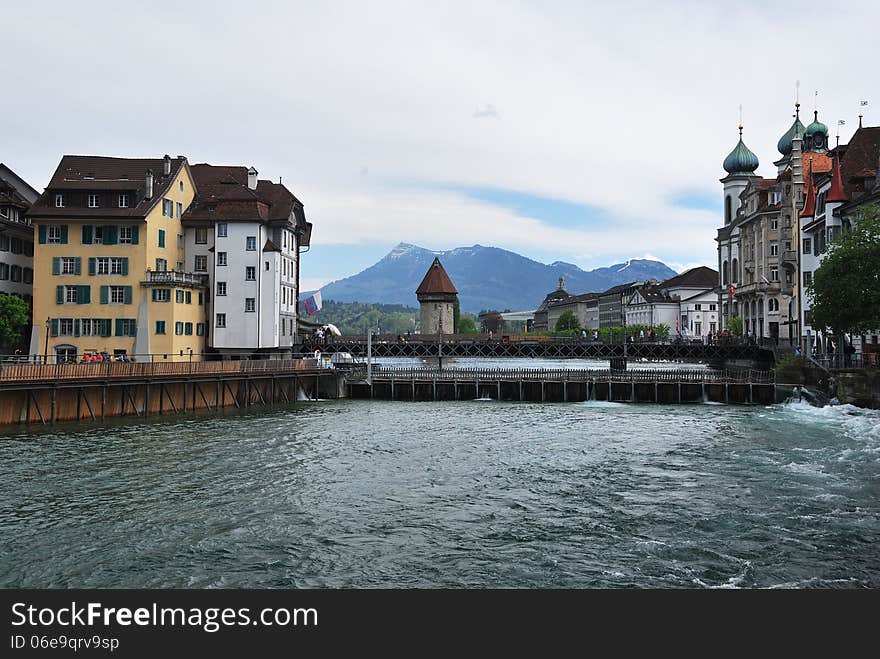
[826,154,847,203]
[777,105,805,157]
[723,126,759,175]
[805,110,828,138]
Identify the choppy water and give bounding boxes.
[1,399,878,588]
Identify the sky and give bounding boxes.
[3,1,878,292]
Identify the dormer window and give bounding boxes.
[87,194,100,208]
[55,194,65,208]
[118,193,130,208]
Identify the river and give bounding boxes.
[1,397,878,588]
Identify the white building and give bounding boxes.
[183,165,312,357]
[624,266,719,338]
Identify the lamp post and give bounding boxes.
[44,317,50,364]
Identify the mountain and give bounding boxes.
[311,243,679,313]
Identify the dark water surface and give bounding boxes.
[1,399,878,588]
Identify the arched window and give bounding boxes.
[725,196,732,224]
[722,260,729,286]
[731,258,739,284]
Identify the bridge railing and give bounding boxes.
[347,366,775,384]
[329,334,760,347]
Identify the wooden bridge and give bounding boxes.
[346,366,776,405]
[317,335,775,368]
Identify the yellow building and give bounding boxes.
[27,155,207,362]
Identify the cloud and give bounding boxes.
[473,104,500,119]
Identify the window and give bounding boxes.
[0,264,9,279]
[96,258,110,275]
[119,226,133,244]
[217,223,227,237]
[118,194,130,208]
[246,236,256,251]
[194,255,207,272]
[694,304,702,311]
[158,229,165,248]
[87,194,100,208]
[184,322,193,335]
[24,241,33,256]
[265,261,270,271]
[48,225,62,244]
[110,257,125,274]
[152,288,170,302]
[198,292,204,305]
[91,226,104,244]
[155,321,166,335]
[0,235,6,251]
[23,268,33,284]
[217,252,227,266]
[11,238,22,254]
[216,282,227,296]
[55,194,65,208]
[176,290,184,303]
[709,304,716,311]
[245,298,255,312]
[11,265,22,282]
[185,291,192,304]
[177,202,183,218]
[803,271,812,287]
[175,322,184,336]
[80,319,100,337]
[216,313,226,328]
[110,286,126,304]
[162,199,173,217]
[62,257,77,274]
[195,228,208,244]
[65,286,78,303]
[770,267,779,282]
[770,218,779,230]
[59,318,74,336]
[156,258,167,271]
[770,242,779,256]
[196,323,205,336]
[177,234,184,249]
[246,266,256,281]
[179,181,184,192]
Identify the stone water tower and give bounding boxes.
[416,257,458,335]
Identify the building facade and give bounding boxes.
[0,164,39,315]
[546,292,599,331]
[27,155,206,362]
[182,164,311,357]
[416,257,458,334]
[598,281,639,328]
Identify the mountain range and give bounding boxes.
[311,243,679,314]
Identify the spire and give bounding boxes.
[416,257,458,296]
[826,154,847,203]
[800,160,816,218]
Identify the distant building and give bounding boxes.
[547,292,599,331]
[598,281,639,328]
[182,164,312,357]
[416,257,458,334]
[0,164,39,327]
[533,277,571,331]
[625,266,718,337]
[27,155,205,363]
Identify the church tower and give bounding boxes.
[720,124,760,225]
[416,257,458,335]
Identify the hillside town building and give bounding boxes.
[0,164,39,326]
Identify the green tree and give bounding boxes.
[555,310,579,331]
[457,314,477,334]
[0,294,30,347]
[654,323,670,340]
[809,204,880,336]
[453,299,461,333]
[726,316,743,336]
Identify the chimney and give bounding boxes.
[247,166,258,191]
[163,155,171,175]
[145,170,154,199]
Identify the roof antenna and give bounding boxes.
[738,104,743,135]
[279,176,282,184]
[795,80,801,119]
[859,99,868,128]
[836,119,844,147]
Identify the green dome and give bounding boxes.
[805,110,828,137]
[777,114,805,156]
[723,128,759,176]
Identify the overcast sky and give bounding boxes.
[3,1,877,291]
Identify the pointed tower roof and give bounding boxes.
[723,125,759,176]
[800,160,816,218]
[826,153,847,203]
[416,257,458,295]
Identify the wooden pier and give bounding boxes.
[346,367,776,405]
[0,359,341,426]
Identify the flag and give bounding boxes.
[838,119,846,126]
[861,100,869,106]
[728,283,736,297]
[303,290,322,315]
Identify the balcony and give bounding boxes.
[141,270,207,288]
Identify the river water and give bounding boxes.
[1,394,878,588]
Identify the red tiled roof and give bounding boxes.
[826,154,847,203]
[840,126,880,199]
[416,257,457,295]
[800,161,816,218]
[184,164,299,224]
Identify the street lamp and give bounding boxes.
[44,317,50,364]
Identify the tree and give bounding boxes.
[654,323,670,340]
[555,310,579,331]
[809,204,880,336]
[726,316,743,336]
[0,294,30,347]
[457,314,477,334]
[453,299,461,333]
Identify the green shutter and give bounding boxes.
[74,319,81,337]
[88,257,96,276]
[124,286,132,304]
[78,285,90,304]
[60,225,68,244]
[131,226,139,244]
[115,319,123,336]
[52,257,61,275]
[158,229,165,248]
[129,319,137,337]
[102,319,111,337]
[74,257,82,275]
[50,319,59,337]
[38,225,47,244]
[82,225,93,244]
[100,286,108,304]
[104,225,118,245]
[56,285,64,304]
[186,291,192,304]
[151,289,158,302]
[121,258,129,276]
